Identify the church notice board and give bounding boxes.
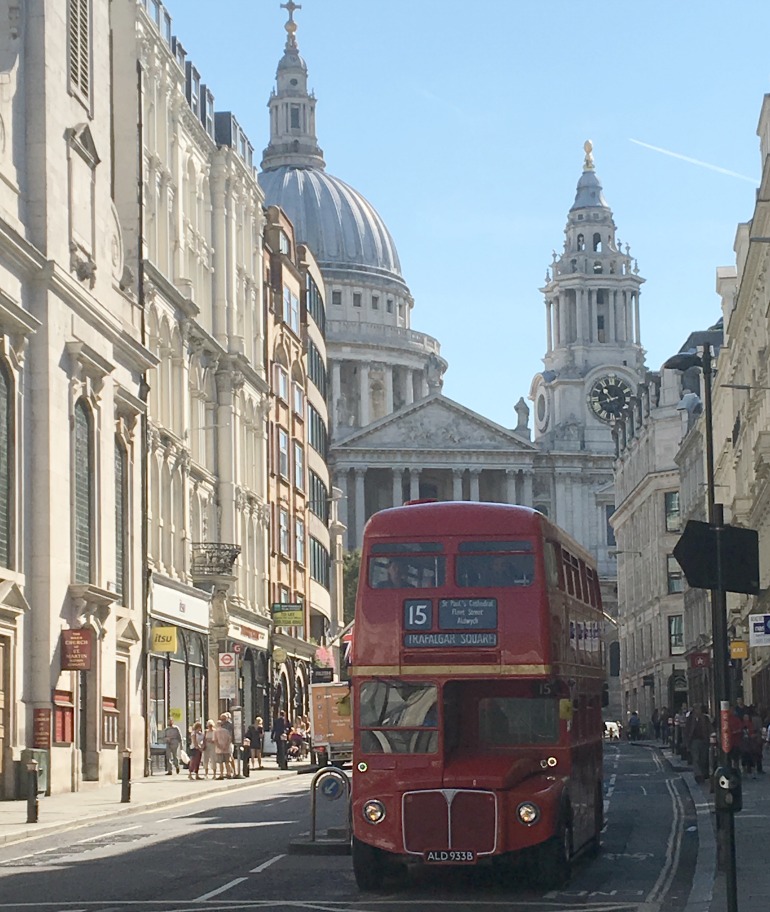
[61,628,94,671]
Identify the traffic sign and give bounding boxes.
[673,520,760,594]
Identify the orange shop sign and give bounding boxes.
[730,640,749,660]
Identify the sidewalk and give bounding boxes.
[0,762,301,848]
[653,739,770,912]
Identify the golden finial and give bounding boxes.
[583,139,595,171]
[281,1,301,46]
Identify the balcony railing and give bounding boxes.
[190,542,241,578]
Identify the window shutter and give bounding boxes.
[69,0,90,100]
[74,401,92,583]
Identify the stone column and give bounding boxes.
[421,372,429,398]
[354,468,366,546]
[332,361,341,409]
[334,471,349,541]
[576,290,585,343]
[452,469,464,501]
[633,292,641,345]
[522,473,533,507]
[409,468,421,501]
[385,365,394,415]
[405,370,415,406]
[359,364,370,427]
[392,468,404,507]
[469,468,481,502]
[609,290,616,343]
[506,469,517,505]
[546,299,553,352]
[558,297,567,347]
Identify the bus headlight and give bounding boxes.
[362,800,386,824]
[517,802,541,826]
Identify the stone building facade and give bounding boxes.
[0,0,154,796]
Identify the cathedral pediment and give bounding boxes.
[333,394,536,454]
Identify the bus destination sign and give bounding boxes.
[438,598,497,630]
[404,631,497,648]
[402,598,498,648]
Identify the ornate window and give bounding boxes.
[73,400,93,583]
[0,362,11,568]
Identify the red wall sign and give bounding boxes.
[33,708,51,749]
[61,628,94,671]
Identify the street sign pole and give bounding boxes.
[702,346,737,912]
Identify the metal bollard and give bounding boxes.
[242,745,250,778]
[121,749,132,803]
[26,759,39,824]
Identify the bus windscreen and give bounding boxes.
[359,680,438,754]
[479,696,559,746]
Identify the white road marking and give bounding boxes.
[192,821,294,829]
[76,826,141,843]
[645,767,684,904]
[640,786,647,795]
[192,877,248,901]
[249,854,285,873]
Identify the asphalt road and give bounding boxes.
[0,742,698,912]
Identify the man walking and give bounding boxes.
[163,717,183,774]
[684,704,711,783]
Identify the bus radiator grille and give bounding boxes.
[402,789,497,855]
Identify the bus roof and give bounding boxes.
[365,501,539,538]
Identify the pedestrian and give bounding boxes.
[660,706,670,744]
[163,717,183,774]
[220,712,236,777]
[271,709,291,770]
[201,719,217,778]
[213,719,233,779]
[188,721,204,780]
[651,707,661,741]
[684,704,711,783]
[245,716,265,770]
[627,710,641,742]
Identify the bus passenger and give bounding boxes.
[378,558,413,589]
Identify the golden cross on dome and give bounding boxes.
[281,1,302,22]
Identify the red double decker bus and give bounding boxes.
[350,501,606,890]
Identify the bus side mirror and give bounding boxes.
[602,683,609,708]
[714,766,742,813]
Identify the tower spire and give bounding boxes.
[262,2,325,171]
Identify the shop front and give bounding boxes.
[271,632,314,727]
[148,580,210,773]
[223,617,271,728]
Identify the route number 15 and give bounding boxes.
[404,600,433,629]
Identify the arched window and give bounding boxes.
[577,234,585,252]
[115,439,128,602]
[593,261,603,274]
[592,233,602,252]
[0,363,12,568]
[73,399,93,583]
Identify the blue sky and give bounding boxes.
[166,0,768,428]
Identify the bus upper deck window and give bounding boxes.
[369,548,446,589]
[455,553,535,588]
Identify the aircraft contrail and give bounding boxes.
[629,138,756,183]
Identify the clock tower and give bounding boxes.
[530,142,646,454]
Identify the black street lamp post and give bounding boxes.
[664,341,738,912]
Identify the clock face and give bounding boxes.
[588,374,633,422]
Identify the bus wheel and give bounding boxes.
[536,815,572,889]
[352,836,385,891]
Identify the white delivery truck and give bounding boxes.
[310,682,353,767]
